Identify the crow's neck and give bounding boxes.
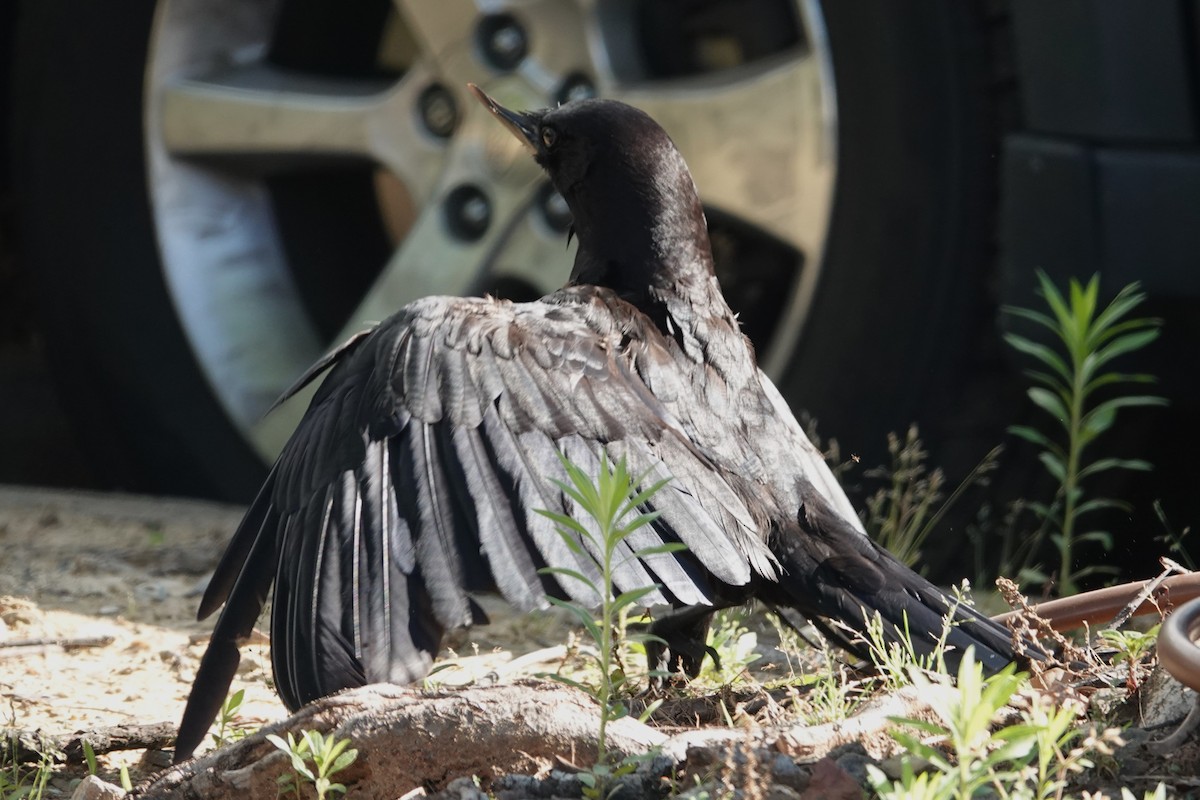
[567,168,743,360]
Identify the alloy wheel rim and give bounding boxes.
[144,0,837,462]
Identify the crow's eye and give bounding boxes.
[541,127,558,148]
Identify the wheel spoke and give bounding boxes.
[343,168,540,331]
[392,0,480,82]
[250,118,545,454]
[160,62,448,204]
[608,51,836,259]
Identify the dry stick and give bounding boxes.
[0,635,115,652]
[4,722,177,764]
[1105,558,1189,631]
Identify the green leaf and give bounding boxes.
[617,512,663,535]
[545,596,603,640]
[1003,304,1058,333]
[1038,451,1066,482]
[548,476,594,517]
[540,672,598,697]
[627,631,668,647]
[1069,275,1100,342]
[1093,327,1161,368]
[1081,395,1166,442]
[1077,457,1153,480]
[1076,530,1113,550]
[1022,369,1069,396]
[624,478,673,512]
[1027,387,1069,424]
[1087,282,1146,340]
[1073,563,1121,579]
[632,542,688,558]
[536,509,593,545]
[1084,371,1157,394]
[1034,271,1074,332]
[539,566,599,594]
[1075,497,1130,516]
[330,749,357,773]
[1007,425,1064,457]
[1003,332,1073,383]
[612,585,659,610]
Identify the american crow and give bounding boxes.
[175,85,1020,761]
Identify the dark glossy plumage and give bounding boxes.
[175,88,1020,762]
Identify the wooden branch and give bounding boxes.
[0,635,115,656]
[3,722,176,764]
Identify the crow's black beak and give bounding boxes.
[468,83,540,156]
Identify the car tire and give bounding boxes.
[12,0,1005,501]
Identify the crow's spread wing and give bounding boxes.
[178,288,793,756]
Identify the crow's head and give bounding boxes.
[470,84,712,293]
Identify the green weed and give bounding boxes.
[0,733,55,800]
[867,648,1121,800]
[266,730,358,800]
[1004,272,1165,595]
[537,450,683,798]
[211,688,251,749]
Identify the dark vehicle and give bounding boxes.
[5,2,1198,572]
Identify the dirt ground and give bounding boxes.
[0,486,621,794]
[0,488,265,786]
[3,486,1199,799]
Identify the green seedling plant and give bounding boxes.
[787,631,872,726]
[694,608,761,687]
[537,451,684,799]
[80,739,97,777]
[211,688,250,749]
[1005,272,1165,595]
[0,734,54,800]
[867,648,1121,800]
[266,730,358,800]
[1099,624,1161,666]
[1098,624,1161,690]
[854,603,959,692]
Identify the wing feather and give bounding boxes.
[181,289,826,760]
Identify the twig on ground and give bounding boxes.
[0,635,115,654]
[4,722,176,764]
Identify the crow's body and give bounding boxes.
[175,87,1019,761]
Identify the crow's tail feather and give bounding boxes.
[768,507,1023,677]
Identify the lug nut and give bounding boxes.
[444,185,492,241]
[556,73,596,106]
[477,14,528,71]
[537,182,572,234]
[418,84,459,139]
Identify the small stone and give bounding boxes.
[770,753,809,792]
[236,653,264,675]
[1138,667,1197,728]
[765,785,803,800]
[428,776,488,800]
[70,775,125,800]
[134,581,170,602]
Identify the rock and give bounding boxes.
[1137,667,1197,729]
[429,776,490,800]
[70,775,125,800]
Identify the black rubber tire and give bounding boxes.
[11,0,268,501]
[11,0,1002,502]
[781,1,1003,479]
